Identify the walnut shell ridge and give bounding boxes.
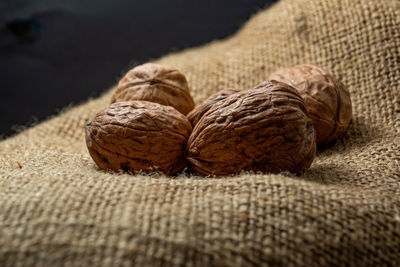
[186,80,316,177]
[269,64,352,144]
[187,88,241,127]
[86,101,192,176]
[112,63,195,115]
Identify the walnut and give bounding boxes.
[86,101,192,176]
[187,88,241,126]
[269,64,352,144]
[111,63,195,115]
[186,80,316,177]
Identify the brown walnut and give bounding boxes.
[186,80,316,177]
[86,101,192,176]
[112,63,195,115]
[187,88,241,127]
[269,64,352,144]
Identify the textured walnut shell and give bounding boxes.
[269,64,352,144]
[112,63,195,115]
[187,88,241,127]
[86,101,192,176]
[186,81,316,177]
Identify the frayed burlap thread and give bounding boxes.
[1,0,400,266]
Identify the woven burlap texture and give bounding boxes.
[1,0,399,266]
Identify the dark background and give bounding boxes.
[0,0,276,138]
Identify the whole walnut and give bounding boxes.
[187,88,241,126]
[112,63,195,115]
[86,101,192,176]
[186,80,316,177]
[269,64,352,144]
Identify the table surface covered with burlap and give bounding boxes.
[1,0,399,266]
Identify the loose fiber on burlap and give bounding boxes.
[1,0,399,266]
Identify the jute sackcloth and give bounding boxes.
[1,0,399,265]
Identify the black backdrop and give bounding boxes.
[0,0,276,137]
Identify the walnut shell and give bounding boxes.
[112,63,195,115]
[187,88,241,127]
[186,81,316,177]
[269,64,352,144]
[86,101,192,176]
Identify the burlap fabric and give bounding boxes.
[1,0,399,265]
